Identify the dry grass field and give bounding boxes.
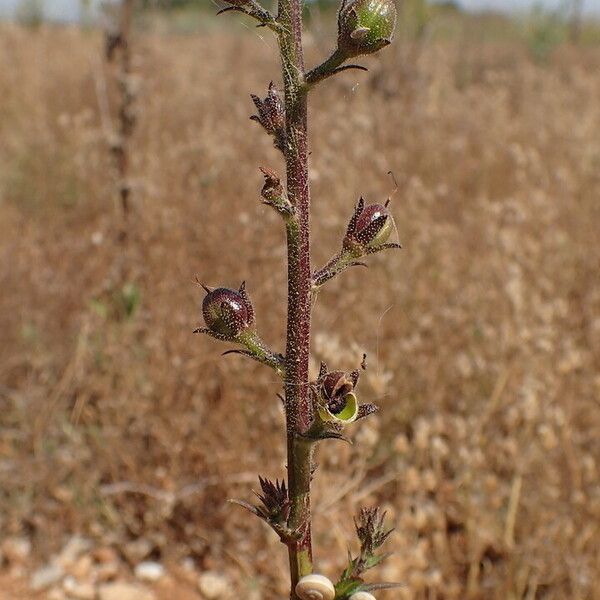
[1,11,599,600]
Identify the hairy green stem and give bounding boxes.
[305,48,346,86]
[277,0,314,596]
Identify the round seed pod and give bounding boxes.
[202,285,254,338]
[354,203,394,248]
[338,0,397,58]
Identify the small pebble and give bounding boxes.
[31,564,65,591]
[98,582,155,600]
[48,589,67,600]
[94,547,119,564]
[95,561,120,582]
[58,536,93,567]
[123,539,153,564]
[2,537,31,564]
[134,561,165,582]
[63,576,96,600]
[198,571,230,600]
[69,555,93,579]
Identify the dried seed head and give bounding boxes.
[345,198,394,251]
[201,283,255,339]
[338,0,397,58]
[256,476,291,522]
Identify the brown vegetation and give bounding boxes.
[0,17,599,599]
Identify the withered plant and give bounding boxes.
[105,0,136,243]
[196,1,401,598]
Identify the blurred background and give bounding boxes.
[1,1,599,599]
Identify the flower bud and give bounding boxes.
[338,0,397,58]
[201,282,255,339]
[344,197,394,252]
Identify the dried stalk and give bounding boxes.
[106,0,135,242]
[277,0,315,590]
[199,1,401,598]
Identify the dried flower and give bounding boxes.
[260,167,293,216]
[338,0,397,58]
[308,363,380,429]
[250,82,286,152]
[313,363,360,424]
[256,477,291,522]
[201,282,254,339]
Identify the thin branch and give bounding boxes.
[100,473,258,503]
[305,49,367,88]
[217,0,282,33]
[222,348,286,374]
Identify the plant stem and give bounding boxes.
[277,1,314,596]
[305,48,346,86]
[114,0,134,242]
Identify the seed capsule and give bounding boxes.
[338,0,397,58]
[345,197,394,251]
[321,370,357,406]
[201,283,255,339]
[315,365,360,424]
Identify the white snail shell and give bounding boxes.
[349,592,376,600]
[295,574,336,600]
